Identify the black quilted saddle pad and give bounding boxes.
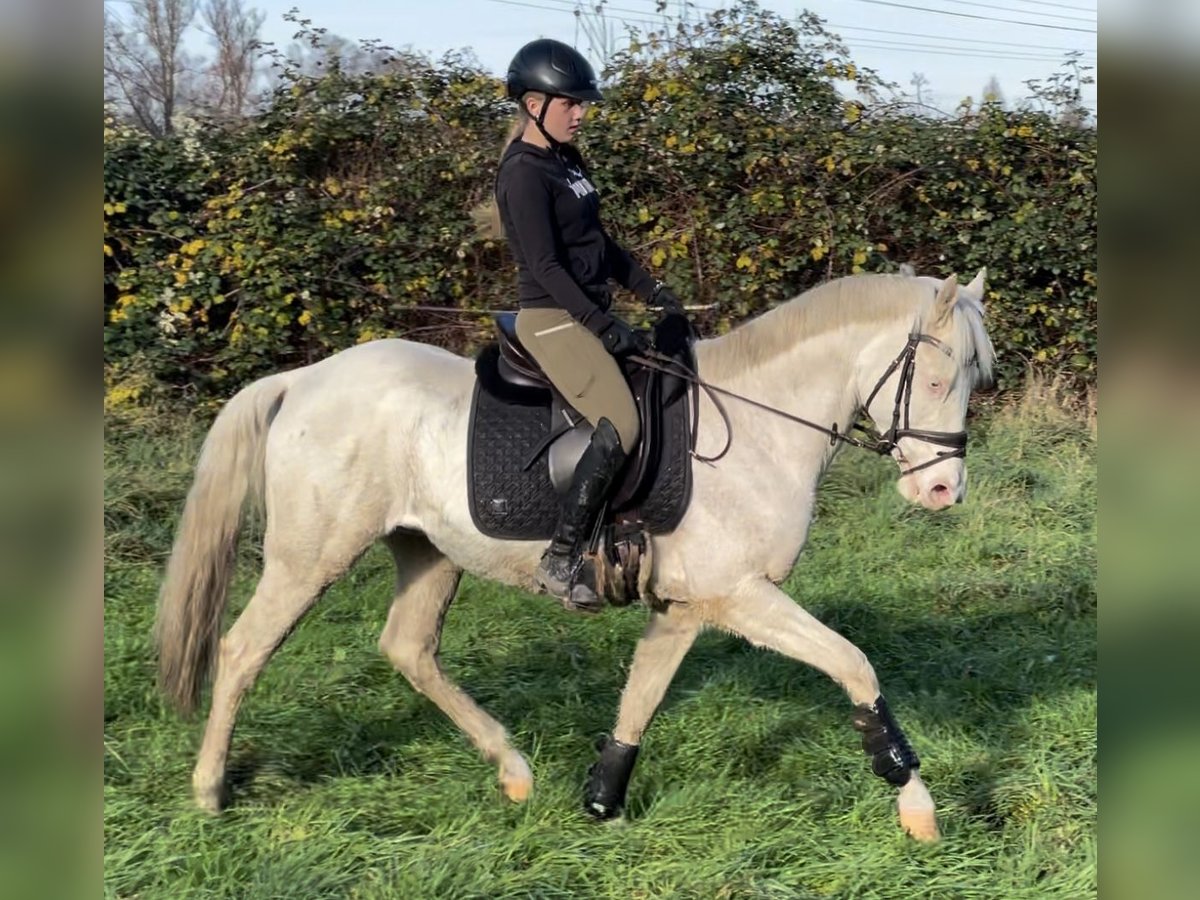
[466,375,693,541]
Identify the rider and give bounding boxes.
[496,38,685,611]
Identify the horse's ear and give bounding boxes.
[964,267,987,303]
[933,274,959,326]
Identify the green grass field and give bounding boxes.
[103,383,1096,898]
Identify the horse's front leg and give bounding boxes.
[709,578,939,842]
[584,600,702,819]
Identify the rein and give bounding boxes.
[630,332,969,475]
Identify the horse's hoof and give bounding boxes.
[584,797,622,820]
[899,805,941,843]
[499,753,533,803]
[193,777,225,814]
[896,773,939,842]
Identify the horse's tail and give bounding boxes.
[155,372,291,715]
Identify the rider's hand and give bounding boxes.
[598,318,651,356]
[653,311,693,356]
[652,282,684,314]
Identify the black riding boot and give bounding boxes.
[535,418,627,612]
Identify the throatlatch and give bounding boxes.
[851,695,920,787]
[583,734,640,819]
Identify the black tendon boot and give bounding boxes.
[535,418,627,612]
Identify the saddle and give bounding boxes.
[467,313,696,603]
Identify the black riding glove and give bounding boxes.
[653,311,694,357]
[597,317,651,356]
[652,283,684,314]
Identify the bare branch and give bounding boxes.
[200,0,265,121]
[103,0,198,135]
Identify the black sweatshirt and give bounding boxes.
[495,139,656,334]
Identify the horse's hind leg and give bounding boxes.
[379,532,533,802]
[191,559,328,812]
[709,578,939,842]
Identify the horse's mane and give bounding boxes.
[701,274,994,384]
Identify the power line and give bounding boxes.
[512,0,1098,38]
[893,0,1094,24]
[559,0,1096,55]
[484,0,664,28]
[831,23,1094,55]
[845,0,1095,33]
[845,38,1083,62]
[485,0,1096,58]
[615,0,1096,23]
[482,0,1096,53]
[996,0,1095,12]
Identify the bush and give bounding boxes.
[104,2,1095,394]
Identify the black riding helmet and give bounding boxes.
[506,38,603,103]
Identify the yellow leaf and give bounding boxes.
[651,248,667,267]
[638,207,651,223]
[298,310,313,326]
[810,245,827,262]
[664,134,677,148]
[853,249,868,266]
[736,254,752,269]
[643,84,660,102]
[103,243,113,257]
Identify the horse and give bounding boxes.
[155,270,994,842]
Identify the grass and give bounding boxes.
[103,379,1096,898]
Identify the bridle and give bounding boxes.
[854,332,970,476]
[632,330,971,475]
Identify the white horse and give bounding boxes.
[155,270,994,842]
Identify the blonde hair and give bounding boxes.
[472,93,544,240]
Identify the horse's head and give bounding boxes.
[858,270,994,511]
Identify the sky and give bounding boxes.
[146,0,1102,112]
[238,0,1098,112]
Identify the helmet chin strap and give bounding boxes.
[533,97,562,150]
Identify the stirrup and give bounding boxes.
[561,561,603,614]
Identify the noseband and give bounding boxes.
[635,330,971,473]
[855,333,969,476]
